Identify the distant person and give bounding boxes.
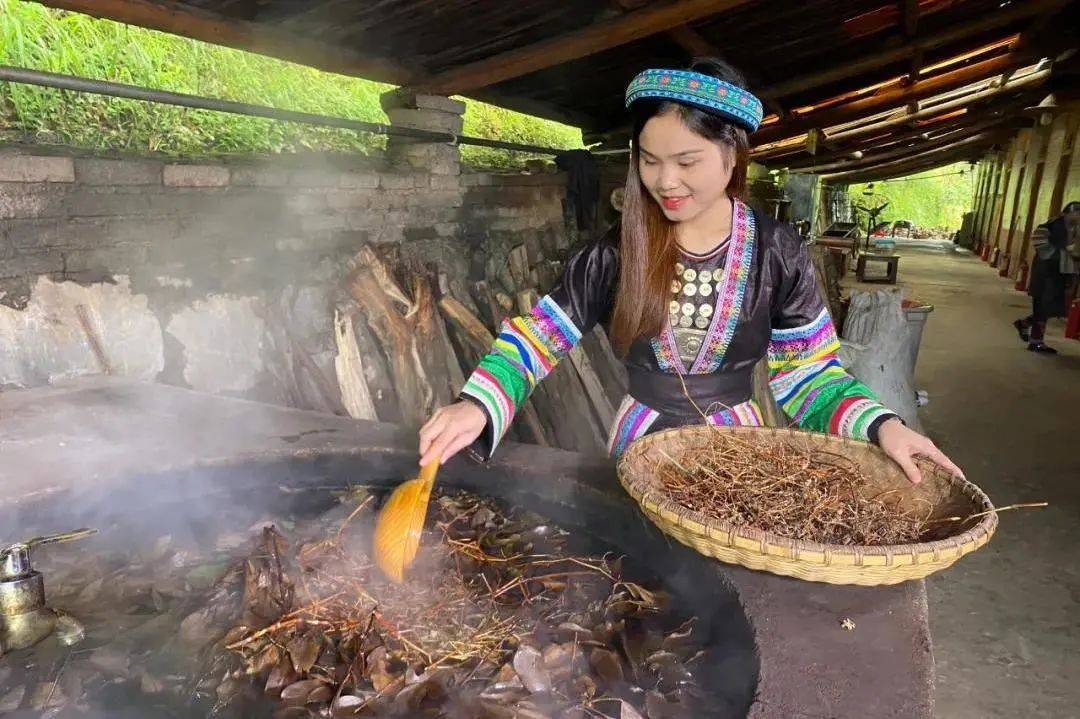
[1014,201,1080,353]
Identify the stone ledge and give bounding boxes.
[75,158,162,186]
[0,155,75,183]
[163,164,230,187]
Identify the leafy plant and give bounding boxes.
[0,0,582,167]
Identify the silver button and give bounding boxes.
[699,303,713,318]
[683,283,697,297]
[699,269,713,283]
[681,302,695,316]
[671,280,682,294]
[675,262,686,274]
[699,283,713,296]
[670,300,681,314]
[678,315,693,328]
[694,315,710,329]
[682,269,697,282]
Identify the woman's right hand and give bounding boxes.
[418,401,487,466]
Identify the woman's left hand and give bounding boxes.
[877,417,964,484]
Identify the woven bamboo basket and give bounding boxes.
[617,425,996,585]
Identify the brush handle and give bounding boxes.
[418,460,439,488]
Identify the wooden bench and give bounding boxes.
[855,253,900,284]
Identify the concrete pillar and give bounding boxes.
[380,90,465,176]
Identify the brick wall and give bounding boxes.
[0,147,579,401]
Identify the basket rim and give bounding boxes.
[616,424,998,558]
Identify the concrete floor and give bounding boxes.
[853,247,1080,718]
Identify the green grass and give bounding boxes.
[0,0,582,166]
[847,162,976,231]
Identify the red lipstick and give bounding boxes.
[661,196,688,211]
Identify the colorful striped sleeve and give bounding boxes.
[460,238,619,459]
[767,240,895,442]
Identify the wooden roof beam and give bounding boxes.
[820,129,1010,181]
[415,0,756,95]
[817,64,1049,144]
[33,0,416,85]
[900,0,922,81]
[793,117,1015,174]
[758,0,1066,101]
[754,51,1023,145]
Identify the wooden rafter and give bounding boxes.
[819,65,1049,144]
[775,97,1027,168]
[758,0,1063,102]
[900,0,921,80]
[794,117,1016,174]
[753,51,1025,145]
[34,0,417,85]
[415,0,757,95]
[821,130,1009,182]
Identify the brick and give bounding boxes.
[286,193,327,213]
[379,174,418,190]
[461,173,494,187]
[163,164,230,187]
[4,218,69,249]
[231,167,289,187]
[0,184,69,219]
[381,89,466,116]
[386,108,464,135]
[300,213,348,233]
[325,191,372,210]
[66,190,152,217]
[62,244,148,274]
[2,249,65,277]
[0,154,75,183]
[289,169,341,187]
[339,171,379,189]
[74,158,161,185]
[429,175,460,190]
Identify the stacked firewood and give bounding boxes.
[332,243,627,456]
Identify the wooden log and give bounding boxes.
[751,358,786,428]
[568,345,616,430]
[517,289,608,454]
[417,0,756,94]
[346,246,448,426]
[507,244,530,290]
[333,309,378,421]
[580,328,629,407]
[438,296,550,447]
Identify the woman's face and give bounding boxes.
[637,109,734,223]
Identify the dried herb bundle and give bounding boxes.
[218,490,712,718]
[654,436,930,545]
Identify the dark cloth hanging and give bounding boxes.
[555,150,600,231]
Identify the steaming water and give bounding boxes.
[0,471,755,718]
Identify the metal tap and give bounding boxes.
[0,528,97,654]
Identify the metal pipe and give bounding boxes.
[0,65,565,157]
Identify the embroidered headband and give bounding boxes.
[625,68,764,133]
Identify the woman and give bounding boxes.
[1013,200,1080,354]
[421,59,962,485]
